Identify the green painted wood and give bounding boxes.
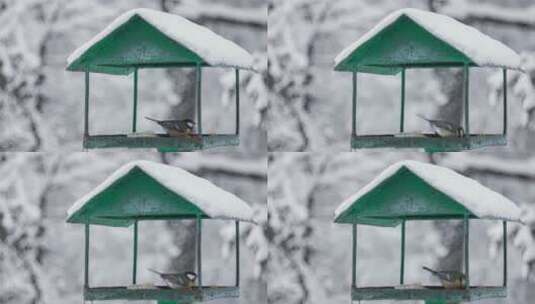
[235,69,240,135]
[335,166,477,226]
[67,166,208,227]
[235,221,240,287]
[67,15,205,75]
[352,72,357,136]
[351,134,506,152]
[464,65,470,136]
[352,224,357,287]
[132,68,138,133]
[83,134,239,151]
[132,220,138,284]
[196,215,203,290]
[503,69,508,135]
[196,64,202,135]
[400,220,405,284]
[84,224,90,287]
[400,68,406,133]
[335,15,472,74]
[84,286,239,302]
[464,214,470,288]
[351,286,506,301]
[84,71,90,136]
[503,221,507,287]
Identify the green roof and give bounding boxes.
[334,160,521,226]
[334,8,522,74]
[67,161,255,227]
[66,8,254,75]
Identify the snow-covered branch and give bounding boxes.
[173,2,266,29]
[441,0,535,28]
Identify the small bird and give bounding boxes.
[145,117,196,136]
[422,266,466,289]
[149,269,197,289]
[417,114,464,137]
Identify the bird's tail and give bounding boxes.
[416,114,431,122]
[422,266,438,275]
[145,116,159,123]
[148,268,162,275]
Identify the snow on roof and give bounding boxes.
[334,160,522,222]
[334,8,522,70]
[67,160,255,223]
[67,8,254,70]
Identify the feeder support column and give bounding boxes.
[352,223,357,287]
[84,224,90,288]
[196,64,203,135]
[84,71,90,137]
[132,68,138,133]
[503,221,507,287]
[132,220,138,285]
[235,69,240,135]
[463,65,470,136]
[352,72,357,136]
[400,68,406,133]
[196,215,203,289]
[463,214,470,288]
[235,221,240,287]
[503,69,508,136]
[400,219,405,284]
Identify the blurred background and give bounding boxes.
[0,152,267,304]
[0,0,267,303]
[3,0,535,304]
[0,0,267,152]
[268,0,535,152]
[267,0,535,303]
[268,152,535,304]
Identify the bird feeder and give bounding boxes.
[66,8,254,152]
[333,160,522,302]
[334,8,523,152]
[66,160,256,303]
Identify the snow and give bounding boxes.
[177,2,267,27]
[442,1,535,27]
[67,160,256,223]
[334,160,522,223]
[334,8,523,71]
[67,8,254,70]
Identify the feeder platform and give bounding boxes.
[83,134,239,152]
[352,286,506,302]
[351,134,506,152]
[85,286,239,302]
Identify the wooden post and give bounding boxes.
[503,221,507,287]
[463,214,470,288]
[352,72,357,136]
[132,220,138,285]
[352,223,357,287]
[235,221,240,287]
[235,69,240,135]
[463,65,470,137]
[196,64,203,135]
[84,71,90,137]
[503,69,508,136]
[196,215,202,289]
[132,68,138,133]
[400,219,405,285]
[400,68,406,133]
[84,224,90,288]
